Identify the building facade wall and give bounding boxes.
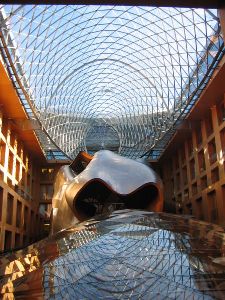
[0,110,46,252]
[161,96,225,225]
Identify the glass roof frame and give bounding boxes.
[0,5,224,160]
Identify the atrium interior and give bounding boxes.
[0,1,224,252]
[1,1,225,298]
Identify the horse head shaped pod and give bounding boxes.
[51,150,163,234]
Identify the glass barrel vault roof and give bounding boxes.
[0,5,224,160]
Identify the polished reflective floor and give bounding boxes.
[1,210,225,299]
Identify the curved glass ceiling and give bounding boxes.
[0,5,224,159]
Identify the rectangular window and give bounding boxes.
[176,193,182,204]
[176,173,180,191]
[208,190,218,223]
[21,168,26,189]
[6,193,13,225]
[220,128,225,158]
[196,123,202,146]
[15,233,20,248]
[4,230,12,251]
[23,152,27,166]
[8,151,14,175]
[36,214,39,236]
[17,142,22,158]
[208,139,217,165]
[187,138,193,157]
[174,154,179,170]
[41,168,54,181]
[0,186,3,222]
[201,175,208,190]
[205,111,213,137]
[40,185,46,202]
[181,147,186,165]
[182,166,187,186]
[31,210,34,237]
[216,100,225,125]
[16,160,20,181]
[16,201,22,228]
[222,186,225,217]
[0,142,5,166]
[40,184,54,202]
[27,174,31,189]
[23,235,27,246]
[198,150,205,172]
[171,178,174,193]
[211,167,219,184]
[196,197,204,220]
[24,206,28,230]
[1,119,8,139]
[184,189,189,202]
[190,159,195,180]
[7,178,13,189]
[47,185,54,199]
[186,203,192,215]
[10,133,15,148]
[192,182,197,195]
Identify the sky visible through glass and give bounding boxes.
[0,5,223,159]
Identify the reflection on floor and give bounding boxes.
[1,210,225,299]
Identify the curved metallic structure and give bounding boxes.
[51,150,163,233]
[0,5,224,159]
[1,210,225,299]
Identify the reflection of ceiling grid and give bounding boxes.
[1,211,222,298]
[0,5,224,160]
[43,212,225,299]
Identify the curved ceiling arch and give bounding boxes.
[0,4,224,159]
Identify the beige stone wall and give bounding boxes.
[0,110,45,252]
[161,96,225,225]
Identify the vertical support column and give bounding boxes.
[211,106,222,174]
[1,189,8,251]
[192,129,200,191]
[10,129,17,186]
[11,194,17,249]
[184,139,191,210]
[24,156,28,198]
[3,122,10,184]
[201,118,210,221]
[211,105,224,224]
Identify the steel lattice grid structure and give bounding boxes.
[0,5,224,160]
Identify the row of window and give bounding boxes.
[0,140,36,198]
[172,161,223,194]
[0,188,40,232]
[174,130,224,173]
[0,116,47,251]
[3,227,44,252]
[176,185,225,224]
[173,100,225,171]
[170,108,225,192]
[0,117,29,162]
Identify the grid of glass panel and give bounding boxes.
[0,5,224,159]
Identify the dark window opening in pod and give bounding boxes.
[75,180,159,218]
